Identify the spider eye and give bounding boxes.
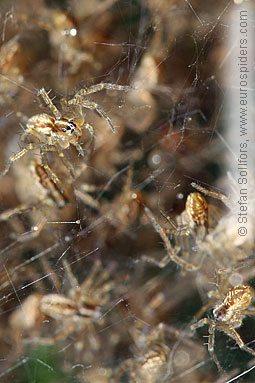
[214,307,226,320]
[66,120,76,133]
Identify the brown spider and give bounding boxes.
[76,165,145,245]
[115,322,203,383]
[0,83,130,192]
[159,191,210,238]
[0,159,73,243]
[102,166,145,230]
[115,324,172,383]
[10,259,114,344]
[142,183,227,272]
[0,151,104,247]
[191,282,255,371]
[117,340,170,383]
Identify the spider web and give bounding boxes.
[0,0,254,382]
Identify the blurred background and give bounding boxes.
[0,0,254,382]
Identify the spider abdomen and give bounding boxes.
[40,294,78,320]
[223,284,253,311]
[186,192,208,226]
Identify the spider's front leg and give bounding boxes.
[143,206,200,272]
[222,326,255,357]
[55,144,75,178]
[191,182,231,209]
[38,88,61,120]
[68,83,131,134]
[74,189,99,210]
[74,83,131,97]
[160,210,190,236]
[190,317,211,332]
[68,98,118,134]
[0,143,42,179]
[62,259,79,290]
[195,269,232,320]
[16,217,47,242]
[191,319,223,372]
[40,146,65,194]
[24,322,76,345]
[83,122,95,138]
[0,203,37,222]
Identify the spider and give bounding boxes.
[115,323,172,383]
[190,178,254,268]
[0,83,130,192]
[115,322,203,383]
[142,183,227,272]
[0,159,82,243]
[0,158,74,245]
[76,165,145,245]
[159,191,209,239]
[101,165,145,230]
[9,259,114,344]
[191,282,255,371]
[0,146,107,249]
[117,340,170,383]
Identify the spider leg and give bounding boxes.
[55,145,75,178]
[165,227,190,236]
[40,147,64,194]
[223,327,255,356]
[40,256,62,292]
[190,317,211,331]
[90,265,111,292]
[191,319,224,372]
[24,322,75,345]
[195,270,232,320]
[62,259,79,289]
[66,83,131,135]
[68,99,117,134]
[80,260,102,291]
[84,122,95,137]
[122,165,133,194]
[160,210,190,236]
[81,184,104,193]
[16,217,47,242]
[114,358,134,382]
[88,102,117,134]
[74,180,110,210]
[195,302,216,321]
[38,88,61,120]
[207,323,225,373]
[242,308,255,316]
[0,201,43,222]
[148,323,195,347]
[191,182,231,209]
[74,189,100,210]
[0,143,41,179]
[143,206,200,271]
[72,141,85,156]
[74,83,130,97]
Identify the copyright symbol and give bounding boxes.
[238,227,247,236]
